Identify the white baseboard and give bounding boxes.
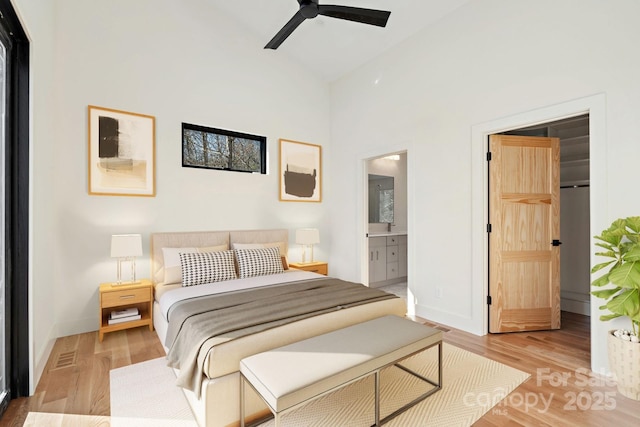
[561,297,590,316]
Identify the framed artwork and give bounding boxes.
[279,139,322,202]
[88,105,155,196]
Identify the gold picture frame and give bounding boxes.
[88,105,156,196]
[279,138,322,202]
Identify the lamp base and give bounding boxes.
[116,258,139,286]
[113,280,141,286]
[300,244,315,264]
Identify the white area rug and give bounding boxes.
[108,344,529,427]
[110,357,197,426]
[23,412,110,426]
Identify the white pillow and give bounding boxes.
[232,243,266,250]
[234,247,284,279]
[179,250,237,287]
[161,244,228,285]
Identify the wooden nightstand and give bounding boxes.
[99,279,154,342]
[289,261,328,276]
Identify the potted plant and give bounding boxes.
[591,216,640,400]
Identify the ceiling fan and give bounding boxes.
[265,0,391,49]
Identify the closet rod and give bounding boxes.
[560,184,590,189]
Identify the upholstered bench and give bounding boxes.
[239,315,442,426]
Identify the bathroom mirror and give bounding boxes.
[368,174,394,223]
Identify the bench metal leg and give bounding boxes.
[371,341,443,426]
[240,373,278,427]
[240,375,245,427]
[374,370,381,426]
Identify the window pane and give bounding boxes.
[204,133,229,168]
[379,189,394,223]
[230,137,261,173]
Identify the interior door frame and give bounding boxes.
[470,94,606,370]
[359,146,414,315]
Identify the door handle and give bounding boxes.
[551,240,562,246]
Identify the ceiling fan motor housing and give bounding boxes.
[265,0,390,50]
[299,0,320,19]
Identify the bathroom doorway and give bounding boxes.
[365,152,408,301]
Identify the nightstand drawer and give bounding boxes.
[102,287,150,308]
[305,264,328,275]
[288,261,328,276]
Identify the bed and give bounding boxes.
[151,229,407,427]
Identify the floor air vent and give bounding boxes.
[51,350,77,370]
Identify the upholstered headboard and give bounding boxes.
[150,229,289,285]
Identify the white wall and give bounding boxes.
[15,0,331,390]
[329,0,640,374]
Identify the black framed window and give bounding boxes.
[182,123,266,174]
[0,0,30,417]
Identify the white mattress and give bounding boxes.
[156,270,321,321]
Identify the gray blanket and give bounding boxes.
[164,277,397,397]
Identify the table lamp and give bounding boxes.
[110,234,143,285]
[295,228,319,264]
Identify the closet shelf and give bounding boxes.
[561,158,589,166]
[560,180,590,188]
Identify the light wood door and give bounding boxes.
[489,134,561,333]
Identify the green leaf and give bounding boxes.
[620,241,636,256]
[591,261,615,274]
[595,242,615,252]
[606,218,627,233]
[591,287,621,299]
[609,262,640,288]
[625,216,640,233]
[595,251,617,259]
[591,273,612,287]
[623,245,640,262]
[606,289,640,319]
[600,313,622,322]
[594,232,622,246]
[628,235,640,244]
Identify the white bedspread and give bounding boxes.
[158,270,322,321]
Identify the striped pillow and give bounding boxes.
[179,250,236,286]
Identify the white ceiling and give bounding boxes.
[210,0,472,82]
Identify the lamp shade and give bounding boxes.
[295,228,320,245]
[110,234,143,258]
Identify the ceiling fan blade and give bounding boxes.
[318,5,390,27]
[265,11,306,49]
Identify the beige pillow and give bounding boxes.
[161,244,228,285]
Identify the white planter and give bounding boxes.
[608,330,640,400]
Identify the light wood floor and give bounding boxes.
[1,312,639,426]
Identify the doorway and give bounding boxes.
[471,94,606,371]
[488,115,590,333]
[500,115,591,309]
[364,152,409,301]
